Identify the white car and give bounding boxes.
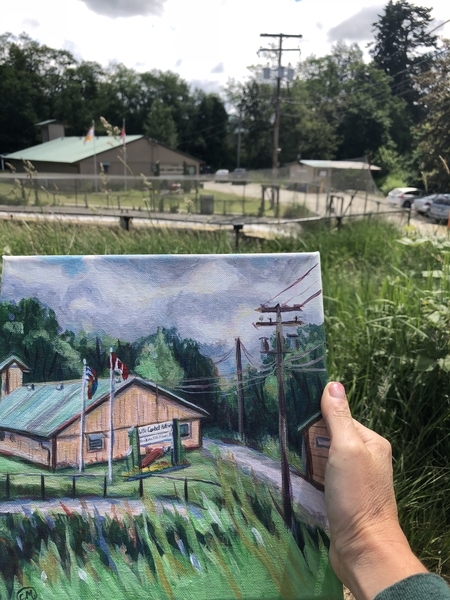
[215,169,229,183]
[386,187,425,209]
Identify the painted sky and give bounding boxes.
[0,254,323,368]
[3,0,449,94]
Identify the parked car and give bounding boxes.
[214,169,229,183]
[386,187,425,209]
[412,194,437,216]
[231,168,247,185]
[428,194,450,223]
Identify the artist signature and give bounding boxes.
[17,588,37,600]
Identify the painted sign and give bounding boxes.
[138,420,173,446]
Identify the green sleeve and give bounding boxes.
[375,573,450,600]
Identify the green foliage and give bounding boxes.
[414,40,450,192]
[144,101,178,148]
[371,0,438,121]
[135,328,184,386]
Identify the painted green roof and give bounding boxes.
[6,135,144,164]
[0,376,208,438]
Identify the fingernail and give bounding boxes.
[329,382,346,399]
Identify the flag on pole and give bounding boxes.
[85,366,98,399]
[120,119,126,147]
[84,124,94,143]
[108,352,129,380]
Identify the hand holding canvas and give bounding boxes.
[321,382,427,600]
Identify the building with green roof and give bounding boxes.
[5,132,203,176]
[0,358,208,469]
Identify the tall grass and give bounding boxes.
[0,459,341,599]
[0,217,449,576]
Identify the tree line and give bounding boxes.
[1,1,447,189]
[0,297,324,453]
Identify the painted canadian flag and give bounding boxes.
[108,352,129,380]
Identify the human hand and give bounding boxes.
[321,381,427,600]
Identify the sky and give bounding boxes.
[0,254,324,373]
[2,0,449,94]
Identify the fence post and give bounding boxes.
[139,477,144,498]
[103,475,107,498]
[5,473,10,500]
[184,477,188,502]
[41,474,45,500]
[72,476,76,499]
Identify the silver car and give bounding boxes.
[386,187,425,209]
[412,194,437,216]
[428,194,450,223]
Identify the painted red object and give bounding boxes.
[141,446,165,468]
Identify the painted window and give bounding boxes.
[315,435,330,448]
[180,423,190,438]
[88,433,104,451]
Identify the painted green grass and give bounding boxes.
[0,458,341,600]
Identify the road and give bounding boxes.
[202,438,327,529]
[0,438,327,529]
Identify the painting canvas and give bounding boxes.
[0,253,342,600]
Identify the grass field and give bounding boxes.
[0,178,305,219]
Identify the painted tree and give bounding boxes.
[135,328,184,387]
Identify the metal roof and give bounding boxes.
[0,376,208,438]
[300,160,381,171]
[6,136,144,164]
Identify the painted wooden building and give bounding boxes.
[0,359,208,469]
[304,418,330,490]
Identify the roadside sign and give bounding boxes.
[138,420,173,446]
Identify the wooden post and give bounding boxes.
[72,476,76,499]
[103,475,107,498]
[5,474,10,499]
[41,474,45,500]
[184,477,188,502]
[139,477,144,498]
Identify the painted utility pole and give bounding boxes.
[259,33,302,171]
[79,358,87,473]
[254,303,304,530]
[235,337,245,441]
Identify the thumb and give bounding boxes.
[321,382,360,450]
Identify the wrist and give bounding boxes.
[336,526,427,600]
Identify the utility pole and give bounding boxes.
[254,303,304,530]
[236,108,242,169]
[235,337,245,441]
[259,33,302,171]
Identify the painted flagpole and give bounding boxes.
[92,119,98,192]
[108,346,114,483]
[79,359,87,473]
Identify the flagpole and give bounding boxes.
[79,359,87,473]
[108,346,114,483]
[92,119,98,193]
[123,118,127,192]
